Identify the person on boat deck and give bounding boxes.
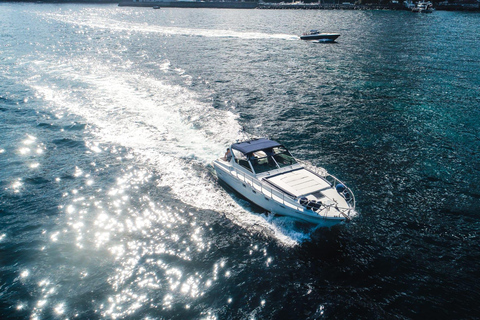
[223,148,232,161]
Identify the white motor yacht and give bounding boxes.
[300,30,340,42]
[412,1,434,12]
[213,138,356,226]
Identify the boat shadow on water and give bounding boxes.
[309,40,339,44]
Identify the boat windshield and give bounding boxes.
[271,146,297,168]
[249,146,297,174]
[249,151,276,174]
[232,148,252,172]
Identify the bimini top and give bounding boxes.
[231,138,282,154]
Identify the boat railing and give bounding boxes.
[301,162,356,211]
[227,164,355,219]
[229,166,301,210]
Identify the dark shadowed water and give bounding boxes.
[1,4,479,319]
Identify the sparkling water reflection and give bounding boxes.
[0,3,479,320]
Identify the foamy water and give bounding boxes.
[25,38,309,246]
[43,10,298,40]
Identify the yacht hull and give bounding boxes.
[213,160,345,227]
[300,34,340,42]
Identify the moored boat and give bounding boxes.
[300,30,340,42]
[412,1,434,12]
[213,138,356,226]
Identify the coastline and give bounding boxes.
[118,1,403,10]
[118,1,480,11]
[1,0,120,3]
[118,0,258,8]
[2,0,479,11]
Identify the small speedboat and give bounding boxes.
[300,30,340,42]
[213,138,356,226]
[152,5,161,9]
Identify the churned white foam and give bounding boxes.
[27,57,301,246]
[43,11,297,41]
[263,214,316,243]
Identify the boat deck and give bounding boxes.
[263,168,330,197]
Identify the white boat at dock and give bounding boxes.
[213,138,356,226]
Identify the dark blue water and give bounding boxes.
[1,4,479,319]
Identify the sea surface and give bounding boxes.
[1,4,479,319]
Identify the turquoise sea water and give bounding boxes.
[1,4,479,319]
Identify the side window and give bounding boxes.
[232,149,252,172]
[232,149,245,161]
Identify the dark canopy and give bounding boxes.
[231,138,282,154]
